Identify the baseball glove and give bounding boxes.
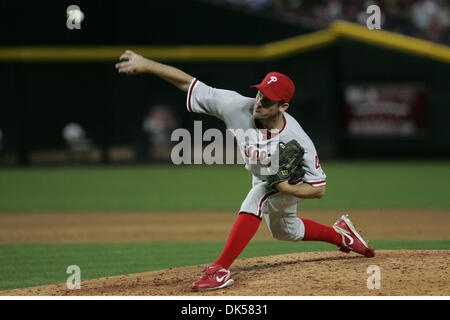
[266,140,305,188]
[288,162,306,184]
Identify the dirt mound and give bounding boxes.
[2,250,448,296]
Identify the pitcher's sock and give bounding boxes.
[215,212,261,270]
[300,218,342,245]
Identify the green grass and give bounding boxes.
[0,161,449,212]
[0,162,447,292]
[320,161,450,210]
[0,165,249,212]
[0,240,448,291]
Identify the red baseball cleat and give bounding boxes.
[333,214,375,258]
[192,263,234,291]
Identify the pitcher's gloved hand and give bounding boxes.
[266,140,305,189]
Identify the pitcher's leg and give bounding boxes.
[300,218,342,245]
[213,181,283,268]
[192,183,271,290]
[214,212,261,269]
[265,209,305,242]
[265,210,344,247]
[214,182,273,269]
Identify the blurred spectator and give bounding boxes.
[412,0,449,42]
[205,0,450,44]
[142,105,179,161]
[413,0,438,30]
[62,122,93,160]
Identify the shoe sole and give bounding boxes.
[337,215,375,258]
[192,279,234,291]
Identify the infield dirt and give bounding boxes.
[0,209,449,296]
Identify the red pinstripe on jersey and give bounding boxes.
[291,179,326,186]
[187,78,198,112]
[308,180,326,186]
[255,113,286,140]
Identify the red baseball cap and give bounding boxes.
[251,72,295,103]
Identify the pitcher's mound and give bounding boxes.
[2,250,449,296]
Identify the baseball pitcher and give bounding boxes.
[116,51,375,291]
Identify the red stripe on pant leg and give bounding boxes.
[214,212,261,270]
[258,191,277,218]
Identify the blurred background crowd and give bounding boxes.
[206,0,450,44]
[0,1,448,166]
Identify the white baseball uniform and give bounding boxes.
[186,78,326,241]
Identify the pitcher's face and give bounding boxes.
[253,91,283,120]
